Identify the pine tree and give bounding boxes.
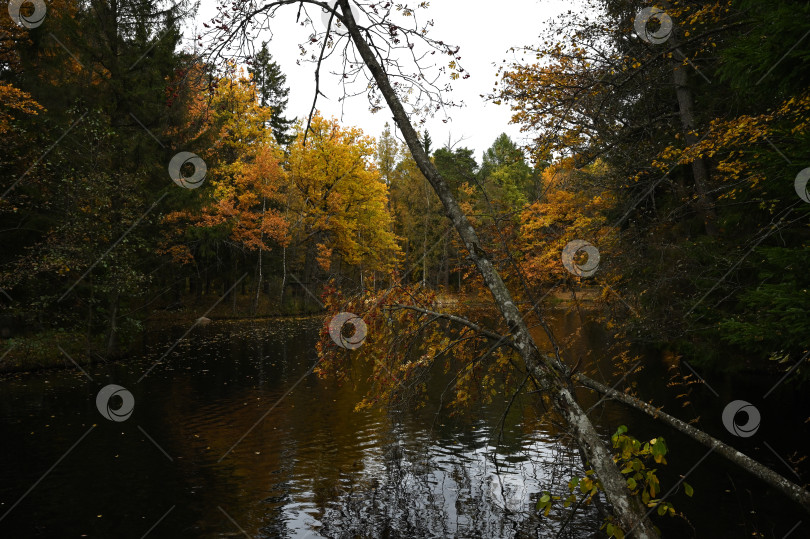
[248,42,295,146]
[421,131,433,156]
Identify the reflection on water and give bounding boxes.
[0,315,807,538]
[0,317,593,538]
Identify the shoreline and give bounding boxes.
[0,289,600,376]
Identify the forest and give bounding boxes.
[1,1,808,538]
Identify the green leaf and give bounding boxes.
[652,438,667,459]
[657,504,667,516]
[684,482,694,497]
[627,477,637,490]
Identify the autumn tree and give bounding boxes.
[519,160,613,287]
[160,65,291,311]
[495,0,810,376]
[375,122,398,187]
[285,113,400,291]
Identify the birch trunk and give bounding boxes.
[280,245,287,305]
[576,374,810,513]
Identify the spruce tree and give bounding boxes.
[249,42,295,146]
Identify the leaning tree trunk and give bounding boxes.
[340,2,659,535]
[576,374,810,512]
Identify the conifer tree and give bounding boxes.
[249,41,295,146]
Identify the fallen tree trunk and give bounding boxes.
[575,373,810,513]
[339,2,659,535]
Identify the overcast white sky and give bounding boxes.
[192,1,574,160]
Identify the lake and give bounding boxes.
[0,314,806,537]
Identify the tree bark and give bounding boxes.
[423,177,429,287]
[254,196,266,315]
[280,245,287,305]
[340,2,659,535]
[575,373,810,513]
[669,39,718,236]
[231,259,238,315]
[254,247,263,315]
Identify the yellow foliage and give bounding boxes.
[287,113,402,273]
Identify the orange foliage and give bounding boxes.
[0,81,44,134]
[519,162,613,285]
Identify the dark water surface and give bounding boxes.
[0,314,807,538]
